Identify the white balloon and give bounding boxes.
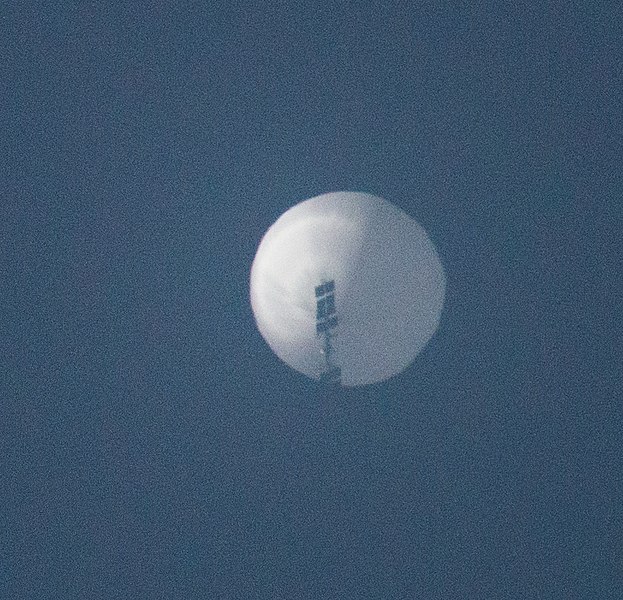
[249,192,445,386]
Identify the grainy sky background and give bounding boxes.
[1,2,621,598]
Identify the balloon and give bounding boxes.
[249,192,446,386]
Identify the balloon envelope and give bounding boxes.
[250,192,445,386]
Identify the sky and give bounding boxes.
[1,1,621,598]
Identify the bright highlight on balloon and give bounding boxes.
[249,191,446,387]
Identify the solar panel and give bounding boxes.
[325,294,335,314]
[316,295,336,319]
[316,316,338,333]
[316,301,324,320]
[314,280,335,298]
[314,280,340,385]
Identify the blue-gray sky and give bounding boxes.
[1,2,621,598]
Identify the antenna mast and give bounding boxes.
[315,280,341,385]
